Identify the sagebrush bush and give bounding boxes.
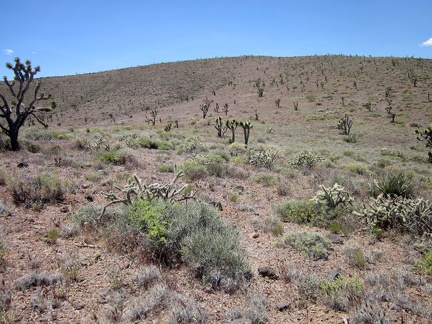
[164,201,250,291]
[8,173,66,209]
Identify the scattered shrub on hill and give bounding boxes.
[164,201,250,292]
[320,275,363,312]
[275,199,321,225]
[415,251,432,275]
[280,232,330,261]
[177,136,207,154]
[8,173,66,209]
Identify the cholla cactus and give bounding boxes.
[289,151,324,169]
[312,183,353,209]
[356,194,432,234]
[100,169,195,219]
[248,148,281,170]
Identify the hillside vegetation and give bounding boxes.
[0,55,432,323]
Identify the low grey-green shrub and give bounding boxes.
[164,201,250,291]
[281,232,330,260]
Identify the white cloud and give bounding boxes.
[3,49,14,55]
[421,38,432,47]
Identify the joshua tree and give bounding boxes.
[275,98,281,108]
[416,125,432,163]
[0,58,54,151]
[363,101,372,112]
[293,101,299,111]
[239,120,253,146]
[337,113,353,135]
[214,116,227,138]
[223,103,229,115]
[200,97,213,119]
[385,100,396,123]
[225,119,238,143]
[254,78,265,97]
[145,109,158,126]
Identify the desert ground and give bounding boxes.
[1,55,432,323]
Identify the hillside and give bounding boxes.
[1,55,432,323]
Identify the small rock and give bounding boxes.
[70,299,85,310]
[82,183,90,189]
[17,162,29,168]
[329,270,341,281]
[276,301,290,311]
[230,319,252,324]
[251,233,259,239]
[85,195,94,202]
[327,234,345,244]
[60,206,69,213]
[258,266,278,280]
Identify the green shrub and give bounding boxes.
[177,137,207,154]
[45,228,60,245]
[26,129,70,141]
[275,199,321,225]
[97,150,126,165]
[320,276,363,312]
[281,232,330,260]
[138,136,160,149]
[128,199,167,244]
[8,173,66,209]
[229,195,238,202]
[345,247,367,270]
[181,160,208,180]
[415,251,432,275]
[25,141,41,153]
[343,134,357,143]
[369,170,414,198]
[206,162,228,177]
[252,173,276,186]
[158,164,174,173]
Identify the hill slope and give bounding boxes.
[1,55,432,323]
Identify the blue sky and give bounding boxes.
[1,0,432,77]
